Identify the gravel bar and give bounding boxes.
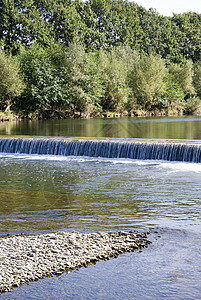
[0,231,151,293]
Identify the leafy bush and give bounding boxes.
[0,51,25,111]
[18,45,70,112]
[183,96,201,114]
[128,54,167,109]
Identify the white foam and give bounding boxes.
[0,153,201,172]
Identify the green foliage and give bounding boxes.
[18,44,70,112]
[65,42,103,113]
[0,0,85,52]
[0,0,19,52]
[171,12,201,62]
[98,47,133,111]
[0,50,25,111]
[168,60,194,95]
[128,54,167,109]
[1,0,201,116]
[161,73,185,108]
[193,61,201,98]
[1,0,201,64]
[183,96,201,114]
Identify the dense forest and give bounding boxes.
[1,0,201,119]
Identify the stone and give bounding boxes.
[0,230,151,294]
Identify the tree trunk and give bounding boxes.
[4,102,11,112]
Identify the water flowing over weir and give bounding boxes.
[0,137,201,162]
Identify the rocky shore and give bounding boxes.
[0,230,151,293]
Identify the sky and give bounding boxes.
[134,0,201,16]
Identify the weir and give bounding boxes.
[0,137,201,162]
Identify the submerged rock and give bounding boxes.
[0,230,151,293]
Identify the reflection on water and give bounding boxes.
[1,117,201,299]
[1,116,201,139]
[0,154,201,299]
[0,155,201,235]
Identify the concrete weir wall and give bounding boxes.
[0,137,201,162]
[0,231,151,293]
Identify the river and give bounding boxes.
[0,116,201,299]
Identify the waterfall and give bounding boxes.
[0,137,201,162]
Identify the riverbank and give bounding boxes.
[0,231,151,294]
[1,106,201,122]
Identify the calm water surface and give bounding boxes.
[1,116,201,139]
[0,117,201,299]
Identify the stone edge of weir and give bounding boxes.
[0,230,152,293]
[1,136,201,144]
[1,136,201,162]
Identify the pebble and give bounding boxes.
[0,230,151,294]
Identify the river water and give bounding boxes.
[0,117,201,299]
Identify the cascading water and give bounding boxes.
[0,137,201,162]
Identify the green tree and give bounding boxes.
[193,61,201,98]
[161,73,185,109]
[171,12,201,62]
[167,60,198,113]
[18,44,70,112]
[0,0,86,52]
[45,0,85,46]
[128,54,167,109]
[87,0,142,50]
[65,42,103,114]
[0,50,25,111]
[0,0,19,52]
[168,60,194,95]
[98,46,135,111]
